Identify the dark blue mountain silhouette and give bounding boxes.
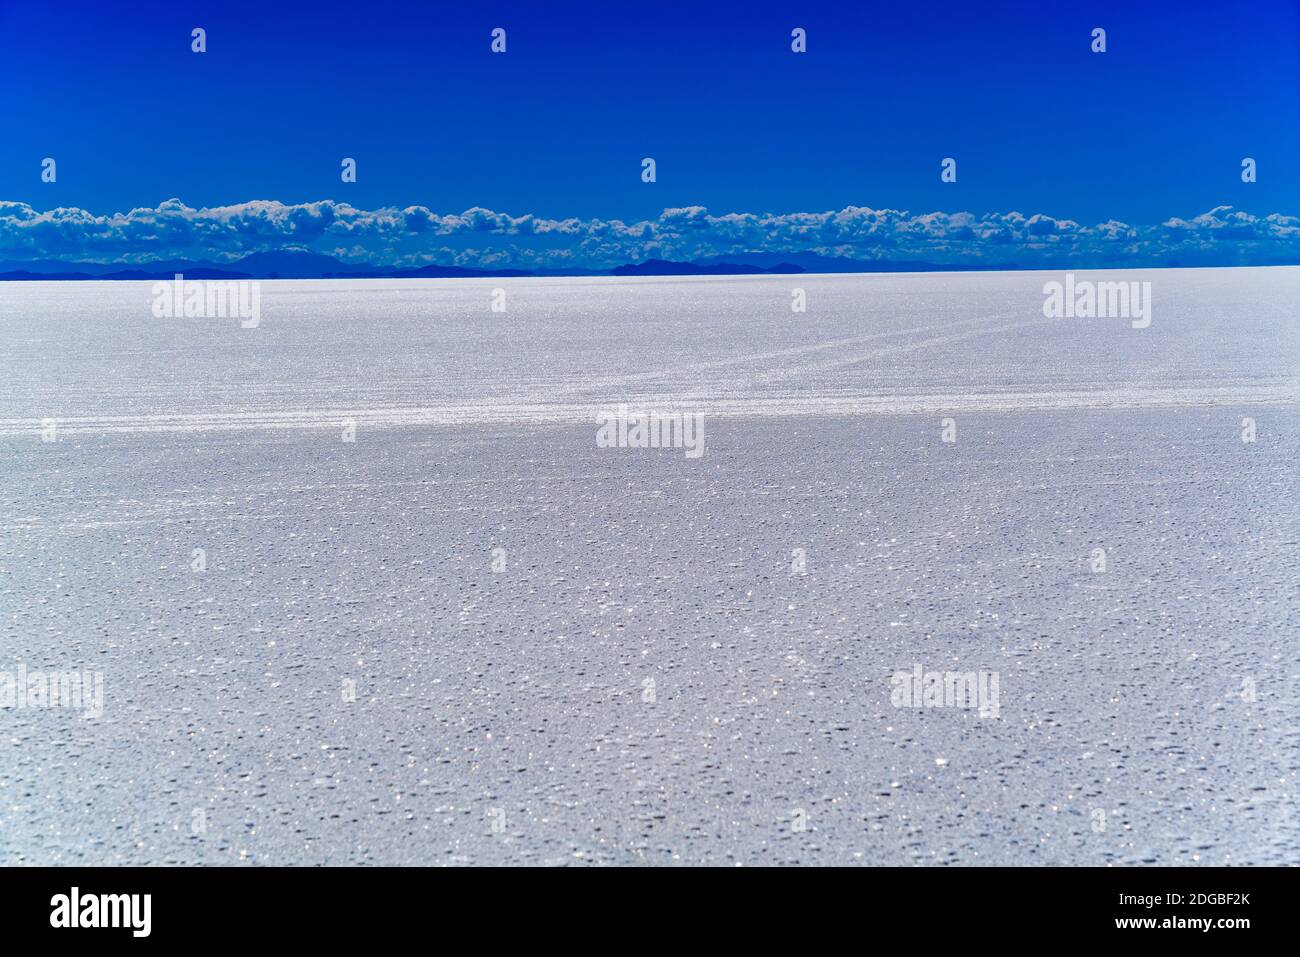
[611,259,804,276]
[3,247,1297,282]
[0,266,251,281]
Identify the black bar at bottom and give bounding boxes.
[0,865,1284,943]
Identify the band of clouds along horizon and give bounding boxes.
[2,199,1297,270]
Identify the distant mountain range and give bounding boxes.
[2,248,1292,282]
[0,250,810,281]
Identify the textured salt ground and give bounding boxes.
[1,268,1297,435]
[0,270,1297,865]
[1,409,1296,866]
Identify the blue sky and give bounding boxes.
[1,0,1297,267]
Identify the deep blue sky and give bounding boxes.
[1,0,1296,225]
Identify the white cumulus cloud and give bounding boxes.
[0,198,1296,269]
